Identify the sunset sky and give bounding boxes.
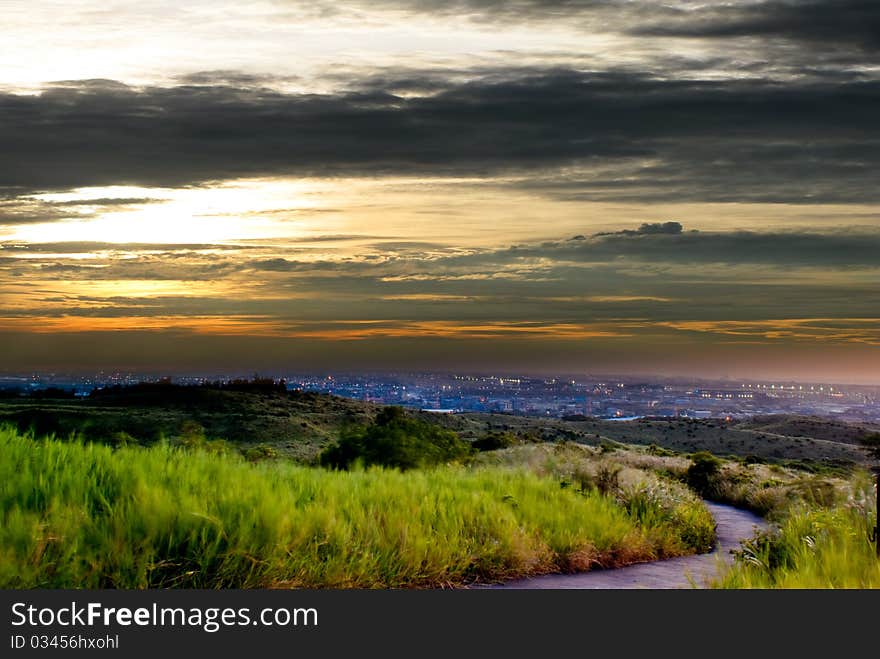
[2,1,878,382]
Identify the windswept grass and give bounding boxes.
[705,461,850,519]
[0,427,713,589]
[716,473,879,588]
[475,442,717,558]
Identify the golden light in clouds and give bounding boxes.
[0,316,633,340]
[8,176,877,250]
[659,319,880,346]
[9,181,324,245]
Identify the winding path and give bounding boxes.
[483,502,767,589]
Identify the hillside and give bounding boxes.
[0,385,382,460]
[0,385,874,466]
[437,413,871,467]
[731,415,880,445]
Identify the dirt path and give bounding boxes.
[481,502,767,589]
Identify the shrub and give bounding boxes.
[242,444,279,462]
[472,431,518,452]
[599,440,619,453]
[861,432,880,460]
[573,468,595,494]
[175,421,232,455]
[685,451,722,498]
[596,462,622,496]
[647,444,676,457]
[319,406,472,470]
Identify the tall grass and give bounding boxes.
[476,442,717,557]
[706,462,848,520]
[716,474,880,588]
[0,427,712,588]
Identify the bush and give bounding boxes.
[175,421,232,455]
[472,431,518,452]
[599,440,619,453]
[319,406,472,470]
[685,451,722,498]
[242,444,279,462]
[647,444,676,457]
[573,468,595,494]
[861,432,880,460]
[178,420,206,446]
[596,463,622,496]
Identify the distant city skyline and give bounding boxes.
[5,367,878,393]
[4,369,878,424]
[2,2,878,382]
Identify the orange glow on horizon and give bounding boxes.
[0,316,632,340]
[3,315,880,346]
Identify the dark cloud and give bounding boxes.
[16,226,876,284]
[625,230,880,266]
[251,258,309,272]
[513,138,880,204]
[466,227,880,268]
[42,78,133,92]
[6,227,880,283]
[0,206,76,225]
[0,196,163,226]
[175,71,300,87]
[597,221,683,237]
[632,1,880,55]
[359,0,879,60]
[1,70,878,203]
[343,0,693,30]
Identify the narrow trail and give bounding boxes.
[482,502,768,589]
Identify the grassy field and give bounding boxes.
[478,440,880,589]
[0,426,714,589]
[716,473,879,588]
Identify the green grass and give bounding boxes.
[715,474,879,588]
[475,442,717,558]
[0,426,714,589]
[704,461,850,519]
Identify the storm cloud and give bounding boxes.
[1,71,878,204]
[356,0,880,57]
[631,0,880,55]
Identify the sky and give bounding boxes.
[1,1,879,382]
